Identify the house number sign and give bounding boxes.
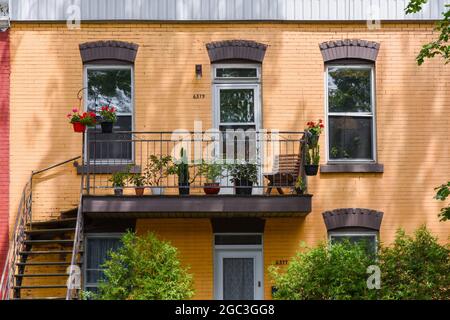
[193,94,206,99]
[275,259,288,265]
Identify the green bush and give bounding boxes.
[378,226,450,300]
[269,241,377,300]
[95,231,195,300]
[270,226,450,300]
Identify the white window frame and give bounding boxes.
[213,233,264,300]
[324,64,377,163]
[328,231,378,255]
[213,64,261,83]
[83,233,123,292]
[83,64,135,164]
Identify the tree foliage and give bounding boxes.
[270,226,450,300]
[435,182,450,221]
[406,0,450,65]
[95,231,195,300]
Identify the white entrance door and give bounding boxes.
[214,249,264,300]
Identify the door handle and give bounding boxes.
[258,281,261,287]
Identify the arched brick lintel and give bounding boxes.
[319,39,380,62]
[79,40,139,64]
[206,40,268,63]
[322,208,384,231]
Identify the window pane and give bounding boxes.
[216,68,257,78]
[88,116,132,161]
[87,69,132,114]
[220,89,255,123]
[330,235,377,255]
[328,67,372,113]
[223,258,254,300]
[329,116,373,160]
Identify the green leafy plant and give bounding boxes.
[199,160,224,183]
[270,240,376,300]
[378,226,450,300]
[94,231,195,300]
[305,120,324,165]
[144,155,173,187]
[168,148,197,186]
[99,106,118,123]
[406,1,450,65]
[67,108,97,126]
[226,162,258,185]
[294,176,306,194]
[109,171,128,188]
[434,182,450,221]
[128,173,145,188]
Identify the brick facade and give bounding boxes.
[0,30,9,273]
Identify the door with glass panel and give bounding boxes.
[212,65,262,193]
[85,65,134,163]
[215,250,264,300]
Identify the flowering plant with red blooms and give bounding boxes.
[305,119,324,165]
[99,106,117,123]
[67,108,97,126]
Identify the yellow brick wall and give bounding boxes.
[9,22,450,247]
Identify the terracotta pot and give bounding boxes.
[135,187,145,196]
[101,121,113,133]
[203,183,220,195]
[304,165,319,176]
[72,122,86,133]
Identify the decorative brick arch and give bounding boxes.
[322,208,384,231]
[79,40,139,64]
[319,39,380,62]
[206,40,268,63]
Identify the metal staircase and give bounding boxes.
[0,157,84,300]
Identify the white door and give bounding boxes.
[214,250,264,300]
[213,84,263,194]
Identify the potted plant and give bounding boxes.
[109,171,128,196]
[227,162,258,195]
[304,119,324,176]
[99,106,117,133]
[199,161,223,195]
[294,176,306,195]
[144,155,172,195]
[67,108,96,133]
[169,148,197,196]
[129,173,146,196]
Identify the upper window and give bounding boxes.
[85,65,134,162]
[326,65,375,162]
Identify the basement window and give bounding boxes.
[84,234,122,293]
[329,231,378,256]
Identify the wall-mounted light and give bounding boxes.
[195,64,202,80]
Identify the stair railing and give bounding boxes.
[0,156,81,300]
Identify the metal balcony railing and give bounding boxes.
[81,130,309,196]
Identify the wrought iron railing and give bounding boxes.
[0,156,81,300]
[82,131,309,196]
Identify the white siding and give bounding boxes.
[10,0,450,21]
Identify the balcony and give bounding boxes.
[79,130,312,218]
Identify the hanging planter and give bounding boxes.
[67,108,96,133]
[304,164,319,176]
[99,106,117,134]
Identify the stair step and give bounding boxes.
[28,218,77,228]
[15,273,69,278]
[14,285,68,289]
[26,228,75,235]
[13,297,66,300]
[24,239,75,245]
[19,250,82,255]
[16,261,76,266]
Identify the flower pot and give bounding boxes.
[178,183,190,196]
[72,122,86,133]
[151,187,164,195]
[204,183,220,195]
[304,165,319,176]
[294,187,304,195]
[234,179,253,195]
[114,187,123,196]
[101,121,113,133]
[135,187,145,196]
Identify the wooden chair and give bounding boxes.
[264,153,302,195]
